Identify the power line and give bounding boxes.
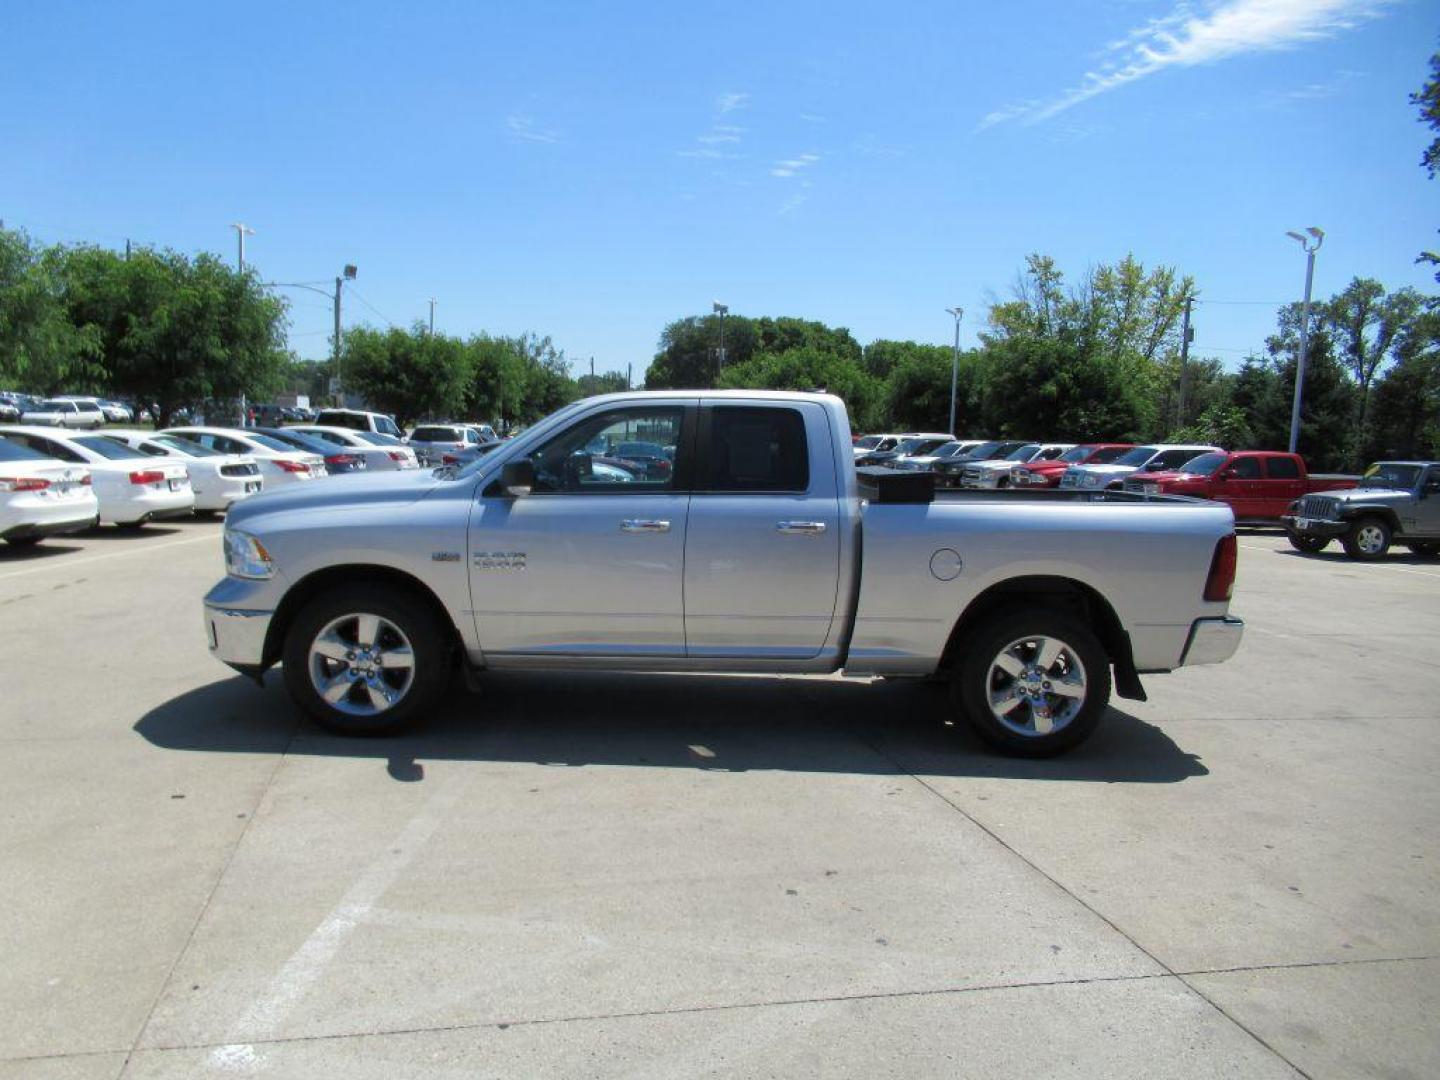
[1194,299,1290,306]
[346,286,396,328]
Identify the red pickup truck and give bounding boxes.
[1012,443,1135,488]
[1122,451,1357,522]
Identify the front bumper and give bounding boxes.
[1180,616,1245,666]
[203,576,276,673]
[1280,514,1349,539]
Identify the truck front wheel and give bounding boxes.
[951,609,1111,757]
[282,583,451,735]
[1341,517,1392,560]
[1286,531,1329,554]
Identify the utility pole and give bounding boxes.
[1285,228,1324,454]
[627,362,632,390]
[712,301,728,383]
[230,223,254,271]
[428,298,436,336]
[1175,294,1195,429]
[125,239,132,261]
[945,307,964,436]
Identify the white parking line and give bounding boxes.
[0,533,216,581]
[1237,543,1440,579]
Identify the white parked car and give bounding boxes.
[960,443,1076,489]
[0,435,98,546]
[290,426,421,471]
[19,399,105,429]
[0,426,193,526]
[163,427,327,488]
[312,408,404,437]
[1060,444,1222,491]
[102,430,263,512]
[56,396,132,423]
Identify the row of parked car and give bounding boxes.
[854,431,1440,561]
[0,394,136,427]
[0,420,429,548]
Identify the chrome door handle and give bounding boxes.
[620,519,671,533]
[777,521,827,534]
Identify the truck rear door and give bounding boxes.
[683,402,841,658]
[1259,454,1306,517]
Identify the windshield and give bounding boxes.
[964,441,1002,459]
[72,435,145,460]
[932,442,964,459]
[412,427,462,441]
[1148,448,1210,470]
[358,431,404,446]
[1113,446,1160,467]
[247,433,298,452]
[1180,452,1228,476]
[39,399,75,411]
[1005,444,1040,461]
[1086,446,1130,465]
[153,435,221,457]
[1058,446,1092,463]
[1361,463,1421,490]
[854,435,882,450]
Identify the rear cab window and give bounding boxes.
[701,406,809,493]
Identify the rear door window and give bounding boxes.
[1264,456,1299,479]
[702,407,809,493]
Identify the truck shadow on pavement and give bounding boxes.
[136,670,1208,785]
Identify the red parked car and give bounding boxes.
[1011,443,1135,488]
[1122,450,1357,522]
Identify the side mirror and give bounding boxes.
[500,459,534,497]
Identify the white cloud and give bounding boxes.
[980,0,1390,128]
[778,193,809,215]
[505,114,561,143]
[717,92,749,114]
[770,152,820,178]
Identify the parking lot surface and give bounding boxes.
[1,521,1437,1079]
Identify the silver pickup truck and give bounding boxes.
[203,391,1244,756]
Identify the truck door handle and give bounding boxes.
[777,520,827,534]
[620,519,671,533]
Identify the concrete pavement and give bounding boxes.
[0,521,1436,1078]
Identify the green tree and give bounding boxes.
[1322,278,1425,455]
[342,324,473,426]
[0,228,101,391]
[975,335,1150,441]
[1169,403,1254,449]
[60,245,288,426]
[716,343,881,432]
[646,314,758,388]
[1364,310,1440,461]
[576,370,629,396]
[1412,49,1440,279]
[881,348,982,433]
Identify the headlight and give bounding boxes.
[1083,474,1102,488]
[1011,467,1030,484]
[224,529,274,579]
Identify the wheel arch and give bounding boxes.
[262,564,463,669]
[938,574,1145,701]
[1341,505,1402,533]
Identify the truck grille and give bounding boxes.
[961,467,982,486]
[221,463,260,477]
[1297,494,1338,520]
[1059,470,1079,488]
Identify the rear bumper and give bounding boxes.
[1180,616,1245,666]
[2,515,98,541]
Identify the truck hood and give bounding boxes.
[226,467,442,527]
[1067,464,1137,477]
[1322,486,1411,504]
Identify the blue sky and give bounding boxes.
[2,0,1435,378]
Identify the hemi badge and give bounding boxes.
[431,551,461,562]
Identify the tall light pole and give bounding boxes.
[428,297,437,336]
[1285,228,1324,454]
[713,301,728,383]
[230,223,255,271]
[269,265,357,406]
[945,307,964,436]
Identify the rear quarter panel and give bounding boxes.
[846,498,1235,675]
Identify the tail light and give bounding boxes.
[81,474,92,485]
[1204,534,1238,602]
[275,459,310,474]
[128,470,166,485]
[324,454,361,468]
[0,476,50,492]
[387,451,408,462]
[441,453,459,464]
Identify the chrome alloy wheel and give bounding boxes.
[985,634,1088,737]
[307,612,416,717]
[1355,523,1388,556]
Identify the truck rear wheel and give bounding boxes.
[282,583,451,735]
[1341,517,1391,560]
[951,609,1111,757]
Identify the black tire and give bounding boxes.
[951,608,1111,757]
[5,536,42,548]
[1341,516,1392,560]
[1286,531,1330,554]
[1406,541,1440,558]
[282,582,452,736]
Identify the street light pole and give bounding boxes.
[712,301,729,384]
[230,223,254,271]
[945,307,964,436]
[428,298,437,336]
[1285,228,1324,454]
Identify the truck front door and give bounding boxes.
[1413,467,1440,536]
[683,402,842,659]
[468,403,694,657]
